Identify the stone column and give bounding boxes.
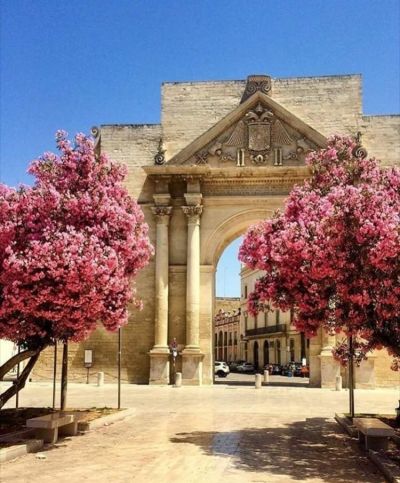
[319,330,340,388]
[181,202,204,385]
[149,205,172,385]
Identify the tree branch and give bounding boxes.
[0,349,41,381]
[0,351,41,409]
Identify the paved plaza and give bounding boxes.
[1,382,399,482]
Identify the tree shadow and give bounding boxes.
[170,417,382,482]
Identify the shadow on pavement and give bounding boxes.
[170,417,382,483]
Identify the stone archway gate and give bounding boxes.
[33,74,398,388]
[123,75,330,386]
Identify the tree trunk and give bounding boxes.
[348,336,355,418]
[60,342,68,410]
[0,351,41,409]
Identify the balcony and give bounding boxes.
[245,324,286,337]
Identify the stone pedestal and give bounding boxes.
[319,352,340,388]
[308,332,322,387]
[149,349,170,385]
[318,332,340,388]
[355,357,376,389]
[182,349,204,386]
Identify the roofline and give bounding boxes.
[162,73,362,86]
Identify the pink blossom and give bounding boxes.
[239,135,400,368]
[0,131,153,347]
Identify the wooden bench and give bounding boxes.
[26,412,84,444]
[353,417,395,451]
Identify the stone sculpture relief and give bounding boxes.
[186,102,316,167]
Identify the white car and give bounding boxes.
[214,361,230,378]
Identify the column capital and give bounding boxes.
[182,205,203,224]
[151,206,173,225]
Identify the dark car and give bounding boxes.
[237,362,255,373]
[229,360,246,373]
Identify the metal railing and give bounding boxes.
[245,324,286,337]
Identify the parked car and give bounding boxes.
[229,360,246,373]
[214,361,230,378]
[237,362,255,373]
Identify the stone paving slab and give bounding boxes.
[0,383,397,482]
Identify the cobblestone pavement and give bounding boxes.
[1,383,398,482]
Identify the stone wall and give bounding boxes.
[215,297,240,314]
[361,115,400,167]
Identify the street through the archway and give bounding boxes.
[214,373,310,387]
[1,382,395,482]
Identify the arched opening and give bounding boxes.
[253,341,259,370]
[210,210,311,387]
[276,340,281,365]
[263,340,269,365]
[218,331,223,360]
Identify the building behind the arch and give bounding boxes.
[32,73,399,389]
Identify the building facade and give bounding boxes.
[214,297,240,362]
[240,266,309,369]
[31,73,399,389]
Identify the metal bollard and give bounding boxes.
[174,372,182,388]
[335,375,342,391]
[264,370,270,384]
[97,372,104,387]
[255,373,262,389]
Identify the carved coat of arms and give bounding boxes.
[222,102,292,165]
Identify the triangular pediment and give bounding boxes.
[167,91,326,167]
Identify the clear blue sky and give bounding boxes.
[1,0,399,295]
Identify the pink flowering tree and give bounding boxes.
[0,131,153,408]
[239,135,400,370]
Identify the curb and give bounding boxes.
[0,439,43,464]
[78,408,135,432]
[369,450,400,483]
[0,428,36,442]
[334,413,357,437]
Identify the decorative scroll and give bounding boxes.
[352,132,368,159]
[240,75,272,103]
[91,126,101,157]
[154,139,166,165]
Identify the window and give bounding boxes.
[254,314,258,329]
[244,316,248,331]
[275,310,280,325]
[244,285,248,298]
[264,312,268,327]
